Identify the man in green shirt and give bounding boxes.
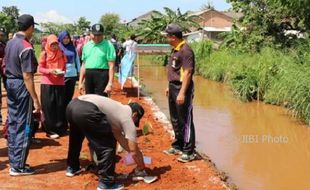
[78,24,116,97]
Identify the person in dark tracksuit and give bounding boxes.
[4,14,41,176]
[162,23,196,163]
[65,94,146,190]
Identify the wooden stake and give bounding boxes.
[137,53,140,99]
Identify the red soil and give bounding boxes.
[0,77,229,190]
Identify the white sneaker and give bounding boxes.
[47,133,59,139]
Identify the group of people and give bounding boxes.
[0,13,196,190]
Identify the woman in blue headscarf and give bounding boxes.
[58,31,80,109]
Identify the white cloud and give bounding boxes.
[34,10,73,24]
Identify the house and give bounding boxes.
[127,10,158,27]
[127,8,243,43]
[184,30,206,43]
[184,27,231,43]
[185,9,242,42]
[191,9,235,29]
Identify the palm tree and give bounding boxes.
[136,7,199,43]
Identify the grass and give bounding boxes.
[193,42,310,125]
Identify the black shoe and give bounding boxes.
[9,167,35,176]
[97,181,124,190]
[163,147,182,155]
[65,166,84,177]
[177,153,196,163]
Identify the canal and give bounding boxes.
[139,62,310,190]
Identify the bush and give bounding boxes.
[191,39,213,74]
[193,41,310,124]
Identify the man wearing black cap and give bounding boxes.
[4,14,41,175]
[78,23,116,97]
[66,94,147,190]
[162,23,196,163]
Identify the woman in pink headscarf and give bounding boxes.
[39,34,67,139]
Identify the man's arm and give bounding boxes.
[104,61,115,94]
[78,62,86,94]
[177,68,193,105]
[23,72,41,113]
[128,140,145,170]
[113,129,130,151]
[113,129,145,170]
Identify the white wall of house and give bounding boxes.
[185,31,205,42]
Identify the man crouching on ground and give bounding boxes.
[66,94,147,190]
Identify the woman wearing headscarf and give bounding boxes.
[39,34,67,139]
[58,31,80,109]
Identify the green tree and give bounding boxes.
[62,23,77,35]
[137,7,199,43]
[99,13,121,36]
[40,22,76,36]
[40,22,61,35]
[41,17,91,36]
[75,17,91,35]
[116,24,134,40]
[2,6,19,20]
[1,6,19,33]
[0,12,9,31]
[225,0,310,51]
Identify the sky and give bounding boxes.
[0,0,231,24]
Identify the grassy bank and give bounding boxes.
[193,40,310,125]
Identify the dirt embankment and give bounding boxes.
[0,78,232,190]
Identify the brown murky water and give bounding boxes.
[138,63,310,190]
